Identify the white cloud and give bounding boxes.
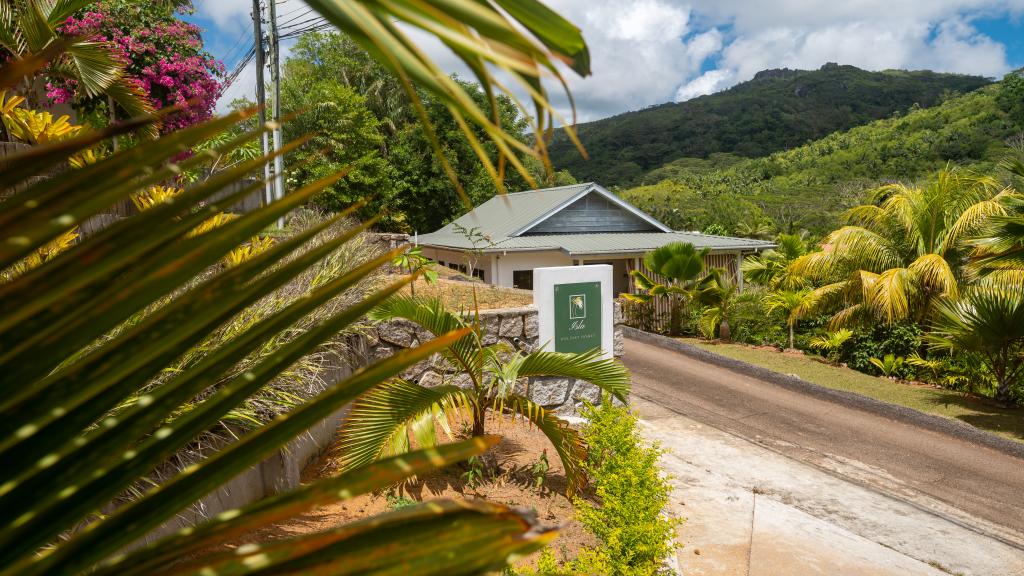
[199,0,253,35]
[676,69,733,100]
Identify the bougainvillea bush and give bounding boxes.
[49,1,223,133]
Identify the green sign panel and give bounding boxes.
[553,281,602,353]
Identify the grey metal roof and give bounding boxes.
[421,231,773,255]
[416,183,775,255]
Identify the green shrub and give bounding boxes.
[840,322,921,378]
[571,399,679,575]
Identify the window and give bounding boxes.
[437,260,445,267]
[513,270,533,290]
[448,262,466,273]
[473,268,485,281]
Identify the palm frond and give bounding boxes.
[336,379,473,472]
[506,394,587,495]
[515,347,630,403]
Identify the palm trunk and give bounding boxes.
[471,405,486,437]
[789,325,795,350]
[668,296,682,336]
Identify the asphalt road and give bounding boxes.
[622,336,1024,542]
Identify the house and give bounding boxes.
[415,183,775,295]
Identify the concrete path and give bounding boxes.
[624,337,1024,576]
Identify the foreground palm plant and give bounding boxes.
[0,109,555,576]
[927,285,1024,406]
[337,296,631,495]
[0,0,593,571]
[791,166,1014,327]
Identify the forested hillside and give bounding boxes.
[551,64,992,186]
[620,79,1024,236]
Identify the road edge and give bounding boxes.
[622,326,1024,461]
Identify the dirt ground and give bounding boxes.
[390,269,534,311]
[222,415,595,568]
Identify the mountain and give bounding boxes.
[618,80,1022,237]
[549,63,993,187]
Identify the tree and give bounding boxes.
[927,286,1024,405]
[627,242,709,335]
[281,32,536,232]
[694,270,740,341]
[279,77,396,226]
[285,32,412,141]
[763,288,816,350]
[52,1,223,134]
[741,232,810,289]
[336,296,630,495]
[791,166,1014,327]
[996,70,1024,129]
[0,0,154,137]
[391,80,532,232]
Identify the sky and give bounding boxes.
[186,0,1024,123]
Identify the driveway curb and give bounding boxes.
[622,326,1024,461]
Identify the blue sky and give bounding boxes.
[185,0,1024,122]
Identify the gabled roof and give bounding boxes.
[416,183,775,254]
[419,183,670,248]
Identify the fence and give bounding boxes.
[623,251,741,334]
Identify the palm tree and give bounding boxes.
[927,285,1024,406]
[627,241,709,335]
[791,166,1014,328]
[0,0,155,135]
[808,329,854,362]
[763,288,817,350]
[337,296,631,495]
[693,270,739,341]
[741,232,810,289]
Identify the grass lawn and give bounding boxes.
[680,338,1024,444]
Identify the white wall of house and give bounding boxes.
[493,251,573,288]
[419,247,573,287]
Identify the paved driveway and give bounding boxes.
[623,336,1024,576]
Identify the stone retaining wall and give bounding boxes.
[359,302,625,415]
[131,302,624,546]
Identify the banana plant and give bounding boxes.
[336,296,631,496]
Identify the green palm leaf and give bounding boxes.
[337,379,473,472]
[96,437,501,576]
[506,394,587,495]
[515,348,629,403]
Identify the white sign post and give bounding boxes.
[534,265,614,358]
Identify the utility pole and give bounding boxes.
[251,0,272,207]
[267,0,285,216]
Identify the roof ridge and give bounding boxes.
[500,182,593,196]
